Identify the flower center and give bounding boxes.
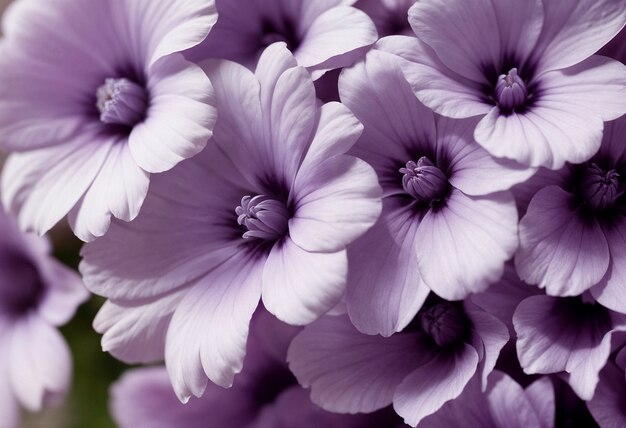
[419,302,469,347]
[580,163,622,211]
[495,68,528,112]
[236,195,290,241]
[261,19,300,51]
[96,78,148,126]
[0,252,45,317]
[400,157,449,202]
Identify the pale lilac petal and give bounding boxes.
[289,154,382,253]
[287,315,423,413]
[525,377,556,428]
[94,289,186,364]
[393,344,479,426]
[295,7,377,71]
[516,186,610,296]
[416,189,518,300]
[467,309,509,390]
[69,140,150,242]
[532,0,626,72]
[511,166,570,216]
[111,367,255,428]
[37,259,88,326]
[375,36,489,119]
[346,202,429,336]
[593,219,626,314]
[262,238,347,325]
[1,129,112,236]
[587,360,626,427]
[0,333,19,428]
[439,116,535,196]
[8,316,71,411]
[487,371,544,428]
[165,251,263,401]
[129,54,217,174]
[513,295,625,400]
[408,0,544,83]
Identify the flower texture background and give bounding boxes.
[0,0,626,427]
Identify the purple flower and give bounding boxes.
[287,297,508,427]
[339,50,531,336]
[0,209,88,427]
[377,0,626,169]
[0,0,219,241]
[420,371,555,428]
[110,309,405,428]
[587,346,626,427]
[80,45,382,401]
[355,0,416,37]
[515,116,626,311]
[185,0,378,80]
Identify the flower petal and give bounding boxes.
[587,360,626,427]
[516,186,610,296]
[467,309,509,390]
[262,238,347,325]
[592,218,626,314]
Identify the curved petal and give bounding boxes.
[94,289,186,365]
[513,295,623,400]
[346,201,429,336]
[374,36,489,119]
[166,251,264,402]
[592,218,626,314]
[37,259,89,327]
[531,0,626,73]
[587,360,626,428]
[525,377,556,428]
[262,238,347,326]
[416,189,518,301]
[440,116,535,196]
[393,344,479,426]
[295,6,377,69]
[467,309,509,390]
[129,54,217,174]
[516,186,610,296]
[0,332,20,428]
[289,155,382,253]
[487,371,545,428]
[287,315,424,414]
[8,316,72,411]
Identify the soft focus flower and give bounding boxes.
[0,208,88,428]
[339,50,530,336]
[587,346,626,427]
[515,116,626,311]
[80,44,382,402]
[110,309,406,428]
[186,0,378,79]
[378,0,626,169]
[355,0,415,37]
[287,296,508,427]
[0,0,218,241]
[420,371,555,428]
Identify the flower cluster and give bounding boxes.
[0,0,625,426]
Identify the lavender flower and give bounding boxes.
[287,296,508,427]
[587,346,626,427]
[377,0,626,169]
[515,116,626,311]
[80,44,382,402]
[420,371,555,428]
[110,309,405,428]
[355,0,416,37]
[339,50,531,336]
[186,0,378,80]
[0,0,219,241]
[0,209,88,427]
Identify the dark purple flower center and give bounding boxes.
[236,195,290,241]
[580,163,622,211]
[400,157,449,202]
[0,252,45,317]
[261,18,301,51]
[495,68,528,112]
[419,302,470,347]
[96,78,148,127]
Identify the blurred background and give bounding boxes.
[0,1,127,427]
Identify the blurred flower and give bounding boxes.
[287,296,508,427]
[0,0,218,241]
[80,45,382,402]
[186,0,378,79]
[378,0,626,169]
[339,51,530,336]
[0,208,88,428]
